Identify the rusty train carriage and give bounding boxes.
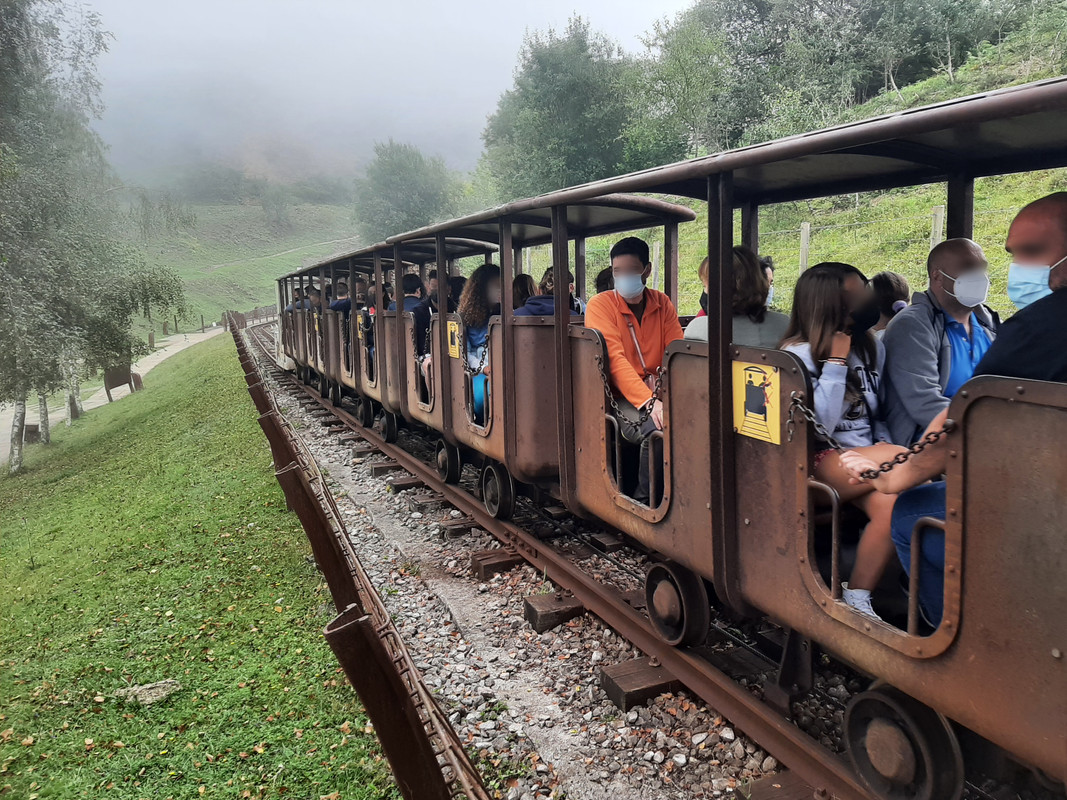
[277,77,1067,799]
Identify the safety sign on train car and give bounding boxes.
[732,361,781,445]
[447,321,461,358]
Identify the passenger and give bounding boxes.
[284,287,306,312]
[585,236,683,505]
[353,277,369,310]
[457,263,502,424]
[695,256,710,318]
[515,267,579,318]
[780,262,899,620]
[425,268,438,300]
[381,282,394,309]
[870,271,910,336]
[513,274,538,309]
[685,246,790,347]
[329,282,351,317]
[415,275,464,392]
[882,239,998,446]
[448,275,467,303]
[388,273,425,312]
[307,287,322,313]
[594,267,614,294]
[841,192,1067,625]
[760,255,776,307]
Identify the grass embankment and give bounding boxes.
[143,203,358,329]
[0,335,398,800]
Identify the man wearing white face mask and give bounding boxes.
[882,238,1000,445]
[585,236,683,505]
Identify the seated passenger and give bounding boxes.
[329,282,352,317]
[585,236,683,505]
[284,287,306,312]
[882,239,998,445]
[870,270,909,336]
[761,255,777,308]
[594,267,614,295]
[515,267,579,317]
[513,274,537,309]
[457,264,501,424]
[841,193,1067,625]
[425,268,438,301]
[388,273,424,312]
[695,256,709,318]
[780,262,900,620]
[353,278,368,310]
[307,287,322,313]
[685,246,790,347]
[415,275,464,390]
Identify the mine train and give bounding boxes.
[274,78,1067,800]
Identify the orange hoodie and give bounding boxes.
[584,287,684,408]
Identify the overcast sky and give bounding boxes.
[87,0,694,184]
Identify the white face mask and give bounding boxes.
[939,269,990,308]
[765,286,775,307]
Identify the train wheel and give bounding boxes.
[845,685,964,800]
[354,398,372,428]
[329,382,342,406]
[317,373,328,397]
[377,411,398,443]
[481,461,514,520]
[644,561,710,647]
[435,439,462,484]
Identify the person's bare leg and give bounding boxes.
[849,490,898,590]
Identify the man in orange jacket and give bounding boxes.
[584,236,683,503]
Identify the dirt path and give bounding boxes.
[0,327,226,464]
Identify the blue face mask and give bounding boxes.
[1007,255,1065,309]
[614,273,645,302]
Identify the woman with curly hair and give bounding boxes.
[458,263,502,423]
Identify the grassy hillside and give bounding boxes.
[143,203,358,329]
[0,335,397,799]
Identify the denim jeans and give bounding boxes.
[890,481,947,625]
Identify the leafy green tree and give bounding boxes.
[352,139,459,242]
[482,17,633,200]
[0,0,186,472]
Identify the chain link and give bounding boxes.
[593,352,664,437]
[787,392,954,479]
[461,324,489,377]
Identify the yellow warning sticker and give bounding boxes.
[732,361,781,445]
[447,321,461,359]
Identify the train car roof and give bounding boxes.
[281,237,498,279]
[525,76,1067,205]
[387,194,697,248]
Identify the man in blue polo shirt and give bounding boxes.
[882,238,999,445]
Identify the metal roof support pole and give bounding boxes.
[394,245,410,422]
[574,238,586,302]
[664,222,679,305]
[740,201,759,252]
[500,221,518,466]
[946,174,975,239]
[372,252,384,398]
[708,172,745,612]
[435,234,456,445]
[551,206,576,508]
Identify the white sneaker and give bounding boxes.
[842,583,883,621]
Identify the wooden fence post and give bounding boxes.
[799,222,811,272]
[930,205,945,250]
[651,241,662,291]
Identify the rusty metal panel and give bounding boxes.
[401,313,440,428]
[379,312,403,414]
[567,328,716,582]
[322,311,342,386]
[509,318,563,483]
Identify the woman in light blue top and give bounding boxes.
[457,263,501,424]
[780,262,902,621]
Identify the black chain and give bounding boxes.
[593,352,664,437]
[461,323,489,377]
[787,393,954,479]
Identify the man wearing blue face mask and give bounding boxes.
[585,236,683,505]
[882,238,999,445]
[838,192,1067,625]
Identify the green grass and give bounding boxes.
[142,204,359,330]
[0,335,398,800]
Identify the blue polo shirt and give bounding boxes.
[943,311,992,398]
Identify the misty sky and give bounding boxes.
[88,0,694,185]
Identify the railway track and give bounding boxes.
[241,320,1051,800]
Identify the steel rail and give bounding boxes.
[243,321,874,800]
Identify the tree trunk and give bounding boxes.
[65,359,83,425]
[9,395,26,474]
[38,393,50,444]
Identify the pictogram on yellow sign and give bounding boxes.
[732,361,781,445]
[447,321,461,359]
